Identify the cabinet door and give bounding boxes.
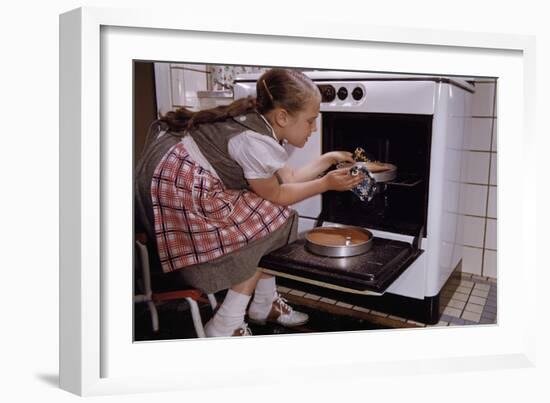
[154,63,208,114]
[170,64,208,110]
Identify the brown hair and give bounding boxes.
[158,68,319,132]
[255,68,320,115]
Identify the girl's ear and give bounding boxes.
[274,108,290,127]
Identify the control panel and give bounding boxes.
[317,83,366,105]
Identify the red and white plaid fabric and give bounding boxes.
[151,142,292,273]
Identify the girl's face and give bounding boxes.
[276,96,321,148]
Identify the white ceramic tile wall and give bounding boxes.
[489,154,497,186]
[462,151,491,184]
[483,249,498,278]
[462,216,486,248]
[485,218,497,250]
[467,118,493,151]
[487,186,497,219]
[471,82,496,117]
[460,80,497,278]
[491,118,498,152]
[462,246,483,276]
[460,183,488,216]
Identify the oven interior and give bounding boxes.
[320,112,433,237]
[260,112,431,295]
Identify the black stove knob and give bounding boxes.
[352,87,364,101]
[317,84,336,102]
[337,87,348,100]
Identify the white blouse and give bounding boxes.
[227,130,287,179]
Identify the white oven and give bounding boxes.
[233,71,473,324]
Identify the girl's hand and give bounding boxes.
[323,151,355,166]
[323,167,365,192]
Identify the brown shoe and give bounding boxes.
[248,295,309,327]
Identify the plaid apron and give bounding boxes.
[152,142,292,273]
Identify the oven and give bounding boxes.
[233,71,473,323]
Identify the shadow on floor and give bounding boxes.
[134,300,390,342]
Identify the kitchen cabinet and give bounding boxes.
[154,63,208,116]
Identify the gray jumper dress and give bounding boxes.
[135,111,298,294]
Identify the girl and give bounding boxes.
[135,68,364,337]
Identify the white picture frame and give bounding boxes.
[60,6,537,397]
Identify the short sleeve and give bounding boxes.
[227,131,288,179]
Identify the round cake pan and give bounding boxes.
[305,225,373,257]
[353,162,397,183]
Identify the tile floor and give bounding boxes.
[276,271,497,328]
[134,270,497,341]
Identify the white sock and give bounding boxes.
[209,289,251,335]
[248,276,278,319]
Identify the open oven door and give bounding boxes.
[259,225,424,296]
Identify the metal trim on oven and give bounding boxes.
[235,77,475,93]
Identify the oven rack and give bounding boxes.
[385,173,423,188]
